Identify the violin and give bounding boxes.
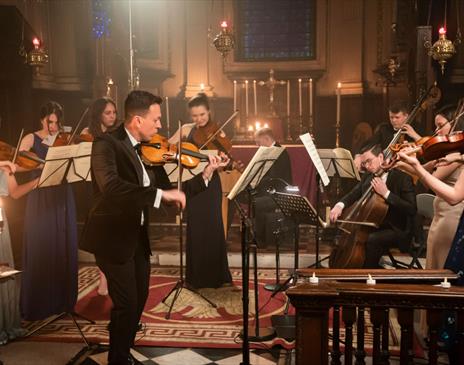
[190,111,244,172]
[0,141,44,170]
[139,134,210,169]
[52,132,94,146]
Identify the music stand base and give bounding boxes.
[162,280,216,319]
[239,326,276,342]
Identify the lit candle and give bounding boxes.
[309,78,313,117]
[298,78,302,116]
[253,80,257,116]
[245,80,249,117]
[233,80,237,111]
[336,82,341,125]
[286,80,290,117]
[165,96,170,138]
[200,83,205,92]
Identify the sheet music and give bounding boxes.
[67,142,92,183]
[299,133,330,186]
[39,145,74,187]
[227,146,283,200]
[164,149,218,183]
[318,147,360,181]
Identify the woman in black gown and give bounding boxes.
[169,93,232,288]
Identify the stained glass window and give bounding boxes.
[236,0,316,61]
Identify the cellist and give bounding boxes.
[329,143,417,268]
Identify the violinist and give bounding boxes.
[79,90,226,365]
[168,93,233,289]
[80,96,118,296]
[354,101,422,171]
[330,143,417,268]
[395,105,464,270]
[81,96,118,138]
[0,160,39,345]
[18,101,79,321]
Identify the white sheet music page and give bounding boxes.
[67,142,93,183]
[299,133,330,186]
[39,145,77,187]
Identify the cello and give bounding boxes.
[329,85,440,268]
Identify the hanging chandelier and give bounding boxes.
[213,21,235,60]
[26,37,49,75]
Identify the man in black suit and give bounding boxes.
[330,143,417,268]
[80,90,226,365]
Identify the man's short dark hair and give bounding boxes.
[124,90,163,122]
[254,127,275,140]
[388,101,409,114]
[360,143,383,156]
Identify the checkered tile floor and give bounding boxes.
[83,346,284,365]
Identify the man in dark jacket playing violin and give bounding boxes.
[80,90,227,365]
[330,143,417,268]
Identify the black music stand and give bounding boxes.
[269,191,327,298]
[24,146,94,347]
[228,146,285,365]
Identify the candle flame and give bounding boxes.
[253,80,256,84]
[200,83,205,91]
[221,21,228,28]
[439,27,446,35]
[368,274,372,280]
[337,82,342,88]
[32,37,40,48]
[247,125,254,132]
[264,123,269,128]
[245,80,249,84]
[233,80,237,84]
[298,78,302,82]
[312,272,316,278]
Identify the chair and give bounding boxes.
[387,193,435,269]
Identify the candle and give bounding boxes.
[286,80,290,117]
[366,274,376,285]
[245,80,249,117]
[253,80,257,116]
[441,277,451,288]
[298,78,302,116]
[233,80,237,111]
[336,82,341,125]
[309,78,313,117]
[200,83,205,92]
[309,272,319,284]
[165,96,170,138]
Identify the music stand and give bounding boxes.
[270,191,327,297]
[307,147,360,267]
[228,146,284,365]
[24,144,94,347]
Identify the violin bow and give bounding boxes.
[66,106,90,145]
[199,110,239,150]
[449,99,464,134]
[11,128,24,165]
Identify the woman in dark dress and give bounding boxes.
[19,101,78,321]
[169,93,232,288]
[80,96,117,296]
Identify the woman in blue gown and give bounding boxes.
[19,101,78,321]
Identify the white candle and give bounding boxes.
[233,80,237,111]
[287,80,290,117]
[336,82,341,125]
[165,96,170,137]
[200,83,205,92]
[253,80,257,115]
[245,80,249,117]
[366,274,376,285]
[309,78,313,117]
[298,78,302,116]
[309,272,319,284]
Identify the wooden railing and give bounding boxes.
[287,269,463,365]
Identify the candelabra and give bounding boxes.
[213,21,235,60]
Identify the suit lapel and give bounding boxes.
[115,125,144,185]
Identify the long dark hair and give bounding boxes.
[40,101,64,128]
[88,97,117,137]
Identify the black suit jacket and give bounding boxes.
[339,169,416,236]
[79,125,206,263]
